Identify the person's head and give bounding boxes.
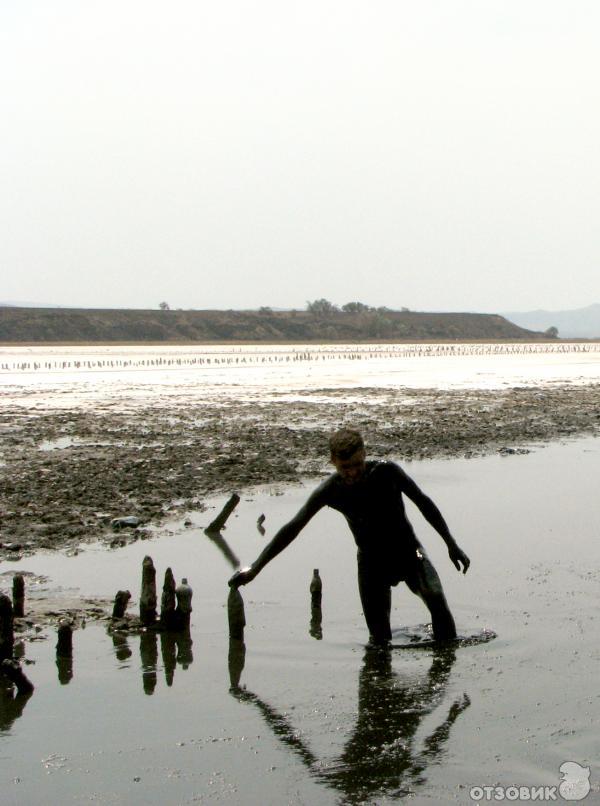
[329,428,366,485]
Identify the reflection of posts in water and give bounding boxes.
[160,631,177,686]
[56,656,73,685]
[0,593,14,662]
[159,629,194,685]
[140,556,157,626]
[12,575,25,618]
[257,514,266,536]
[56,620,74,685]
[309,604,323,640]
[233,646,469,803]
[161,569,177,630]
[175,628,193,670]
[140,630,158,695]
[0,676,33,732]
[111,632,132,662]
[207,493,240,532]
[228,587,246,640]
[228,638,246,691]
[203,527,240,569]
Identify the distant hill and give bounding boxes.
[503,303,600,338]
[0,306,546,343]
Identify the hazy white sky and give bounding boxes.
[2,1,599,312]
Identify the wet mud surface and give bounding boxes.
[2,384,600,562]
[2,438,600,803]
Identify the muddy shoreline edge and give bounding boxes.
[1,383,598,564]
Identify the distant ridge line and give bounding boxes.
[0,306,546,343]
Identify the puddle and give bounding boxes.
[1,438,600,803]
[38,436,80,451]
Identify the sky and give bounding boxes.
[1,1,599,313]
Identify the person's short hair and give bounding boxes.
[329,428,364,460]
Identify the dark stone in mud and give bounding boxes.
[111,516,141,530]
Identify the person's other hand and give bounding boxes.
[449,544,470,574]
[228,566,257,588]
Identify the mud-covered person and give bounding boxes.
[229,428,470,645]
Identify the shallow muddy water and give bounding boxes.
[2,436,600,804]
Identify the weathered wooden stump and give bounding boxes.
[112,590,131,619]
[175,578,193,629]
[140,556,157,626]
[12,575,25,618]
[310,569,322,608]
[56,620,73,658]
[0,593,14,662]
[161,568,177,630]
[207,493,240,532]
[227,587,246,641]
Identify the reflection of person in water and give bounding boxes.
[230,428,470,644]
[229,642,469,802]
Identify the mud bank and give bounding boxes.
[1,384,599,560]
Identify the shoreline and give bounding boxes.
[2,382,599,562]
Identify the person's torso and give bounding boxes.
[323,460,420,557]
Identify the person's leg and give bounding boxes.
[405,554,457,641]
[357,557,392,644]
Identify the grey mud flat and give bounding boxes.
[1,383,600,561]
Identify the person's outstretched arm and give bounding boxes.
[399,469,470,574]
[228,483,328,587]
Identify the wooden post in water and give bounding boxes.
[310,569,322,608]
[12,575,25,618]
[140,556,157,626]
[175,578,193,629]
[161,569,177,630]
[207,493,240,532]
[112,590,131,619]
[0,593,14,662]
[56,620,73,657]
[227,587,246,641]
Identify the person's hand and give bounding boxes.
[228,566,258,588]
[448,543,470,574]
